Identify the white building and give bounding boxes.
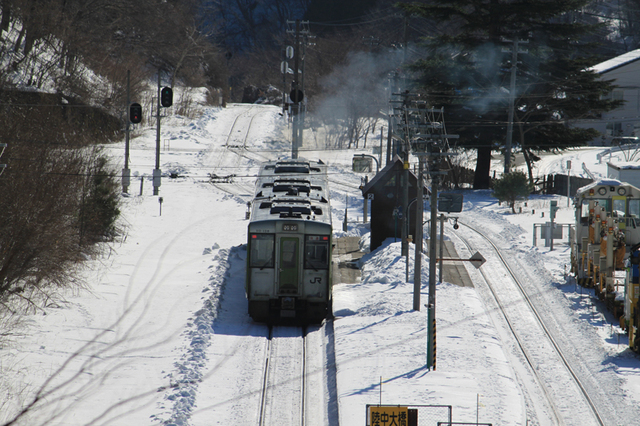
[573,49,640,145]
[608,162,640,188]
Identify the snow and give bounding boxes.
[3,103,640,426]
[589,48,640,74]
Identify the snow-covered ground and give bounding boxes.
[2,102,640,426]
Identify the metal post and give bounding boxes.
[386,119,392,166]
[292,19,301,159]
[427,169,438,369]
[413,158,424,311]
[439,214,445,284]
[427,303,434,369]
[153,73,161,195]
[401,154,409,258]
[567,160,572,207]
[123,70,131,193]
[550,217,555,252]
[380,127,384,171]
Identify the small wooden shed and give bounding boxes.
[361,155,429,251]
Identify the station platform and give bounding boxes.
[428,240,474,288]
[332,236,363,284]
[332,237,473,288]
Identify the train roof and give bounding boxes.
[257,158,328,178]
[577,179,631,192]
[254,175,329,200]
[249,196,331,225]
[249,158,332,226]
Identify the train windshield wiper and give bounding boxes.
[259,259,273,270]
[305,259,325,271]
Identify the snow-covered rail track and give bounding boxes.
[208,106,270,198]
[259,326,307,426]
[456,221,605,426]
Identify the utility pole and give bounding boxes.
[414,156,424,311]
[403,105,457,370]
[292,19,300,159]
[502,38,528,174]
[286,20,311,159]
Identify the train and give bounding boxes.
[571,179,640,350]
[245,159,333,324]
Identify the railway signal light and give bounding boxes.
[160,87,173,107]
[290,88,304,103]
[129,102,142,124]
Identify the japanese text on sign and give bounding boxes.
[368,406,408,426]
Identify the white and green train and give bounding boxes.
[246,159,333,324]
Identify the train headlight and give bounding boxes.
[618,187,627,195]
[598,187,607,195]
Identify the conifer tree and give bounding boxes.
[397,0,622,188]
[492,171,533,213]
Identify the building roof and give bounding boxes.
[590,48,640,74]
[361,155,430,196]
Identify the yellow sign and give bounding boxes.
[368,406,408,426]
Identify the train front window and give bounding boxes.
[250,234,274,268]
[613,198,626,217]
[629,199,640,218]
[305,235,329,270]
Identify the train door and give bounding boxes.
[278,237,300,294]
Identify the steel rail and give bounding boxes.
[457,220,605,426]
[258,326,273,426]
[258,326,308,426]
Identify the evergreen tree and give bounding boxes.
[397,0,622,188]
[492,171,533,213]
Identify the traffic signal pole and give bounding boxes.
[123,70,131,193]
[153,74,161,196]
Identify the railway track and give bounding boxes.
[454,220,606,426]
[207,105,272,198]
[258,326,308,426]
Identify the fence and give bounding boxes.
[543,173,593,197]
[437,423,492,426]
[532,223,575,248]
